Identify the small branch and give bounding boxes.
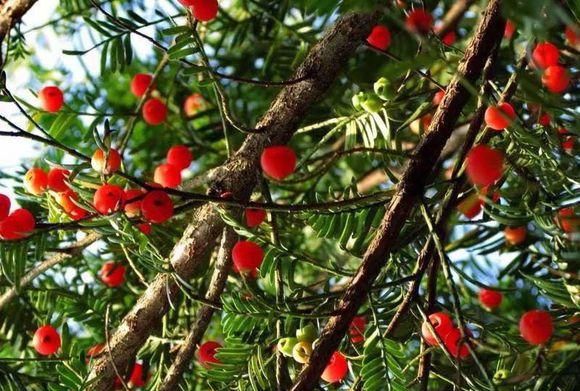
[436,0,475,38]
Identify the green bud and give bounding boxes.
[374,77,395,100]
[351,92,367,110]
[296,323,317,343]
[277,337,298,357]
[361,95,383,113]
[493,369,510,383]
[292,341,312,364]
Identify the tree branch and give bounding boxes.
[290,1,506,389]
[0,0,37,68]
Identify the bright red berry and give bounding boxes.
[433,89,445,106]
[245,208,267,228]
[0,194,10,220]
[183,93,205,117]
[142,98,168,125]
[321,351,348,383]
[519,310,553,345]
[38,86,64,113]
[24,167,48,196]
[532,42,559,69]
[91,148,122,175]
[542,65,570,94]
[154,164,182,188]
[443,328,470,359]
[442,31,456,46]
[166,145,193,170]
[198,341,221,366]
[131,73,154,97]
[504,226,527,245]
[484,102,516,131]
[100,261,126,288]
[348,316,366,344]
[138,223,152,235]
[0,209,36,240]
[478,288,503,309]
[55,190,87,220]
[457,193,483,219]
[190,0,219,22]
[32,325,61,355]
[128,362,149,387]
[504,20,516,39]
[232,240,264,273]
[93,184,125,215]
[260,146,297,180]
[465,145,504,187]
[405,8,433,35]
[47,168,70,192]
[422,312,454,346]
[366,25,391,50]
[141,190,174,223]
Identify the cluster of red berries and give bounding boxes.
[532,42,570,94]
[421,312,471,358]
[153,145,193,188]
[180,0,219,22]
[131,73,168,125]
[0,194,35,241]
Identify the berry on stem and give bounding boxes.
[532,42,559,69]
[519,310,553,345]
[154,164,182,188]
[198,341,221,366]
[166,145,193,170]
[421,312,454,346]
[443,328,470,359]
[0,209,36,240]
[432,89,445,106]
[558,208,579,233]
[131,73,154,97]
[93,184,125,215]
[47,168,70,192]
[484,102,516,131]
[24,167,48,196]
[91,148,122,175]
[245,208,267,228]
[55,190,87,220]
[504,20,516,39]
[190,0,219,22]
[366,25,391,50]
[232,240,264,272]
[38,86,64,113]
[128,362,148,387]
[138,223,152,235]
[142,98,168,125]
[465,145,504,186]
[32,325,61,355]
[260,146,297,180]
[479,288,503,309]
[405,8,433,35]
[141,190,174,223]
[442,31,456,46]
[321,352,348,383]
[504,226,526,246]
[100,261,126,288]
[542,65,570,94]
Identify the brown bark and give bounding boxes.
[87,12,379,389]
[0,0,37,68]
[290,1,506,389]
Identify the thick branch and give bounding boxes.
[0,0,37,67]
[87,12,379,389]
[290,1,505,389]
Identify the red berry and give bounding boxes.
[432,89,445,106]
[542,65,570,94]
[32,325,61,355]
[478,288,503,309]
[131,73,154,97]
[55,190,87,220]
[538,113,551,126]
[138,223,152,235]
[141,190,174,223]
[245,208,267,228]
[422,312,454,346]
[183,93,205,117]
[457,193,483,219]
[166,145,193,170]
[124,189,144,217]
[321,351,348,383]
[142,98,168,125]
[443,328,470,359]
[190,0,219,22]
[232,240,264,272]
[128,362,148,387]
[93,184,125,215]
[348,316,366,344]
[24,167,48,196]
[558,208,579,233]
[100,261,126,288]
[232,262,259,278]
[562,137,574,152]
[366,25,391,50]
[484,102,516,131]
[154,164,182,188]
[504,226,526,245]
[91,148,122,175]
[504,20,516,39]
[0,194,10,220]
[465,145,504,187]
[38,86,64,113]
[532,42,559,69]
[405,8,433,35]
[198,341,221,366]
[519,310,553,345]
[47,168,70,192]
[260,146,297,180]
[442,31,456,46]
[0,209,36,240]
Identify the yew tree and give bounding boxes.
[0,0,578,390]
